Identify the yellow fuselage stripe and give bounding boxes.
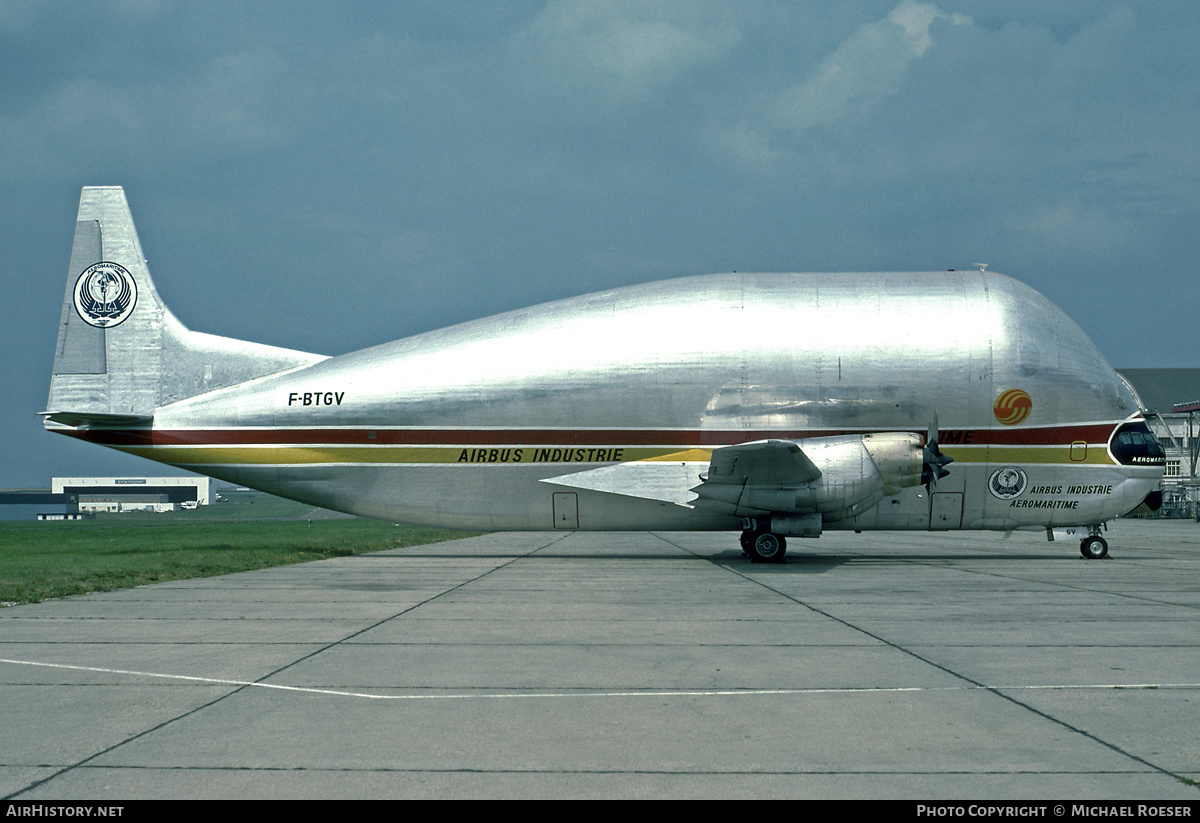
[111,443,1117,467]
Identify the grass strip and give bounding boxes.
[1,513,479,606]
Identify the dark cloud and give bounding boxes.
[3,1,1198,486]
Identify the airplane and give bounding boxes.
[44,187,1165,562]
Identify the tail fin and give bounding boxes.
[45,187,325,427]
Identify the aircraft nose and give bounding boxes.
[1109,420,1166,467]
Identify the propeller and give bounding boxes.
[922,411,954,494]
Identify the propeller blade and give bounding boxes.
[922,410,953,494]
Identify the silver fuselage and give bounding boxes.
[68,271,1160,532]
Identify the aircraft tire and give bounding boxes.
[740,530,753,554]
[750,532,786,563]
[1080,536,1109,559]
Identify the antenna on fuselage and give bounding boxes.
[975,263,988,272]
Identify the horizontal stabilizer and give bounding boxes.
[541,460,707,507]
[41,410,153,429]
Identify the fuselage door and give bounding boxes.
[930,492,963,530]
[553,492,579,529]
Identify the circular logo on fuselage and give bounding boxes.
[993,388,1032,425]
[988,466,1028,499]
[74,262,137,328]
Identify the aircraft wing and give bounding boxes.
[701,439,821,487]
[540,440,822,509]
[540,453,708,507]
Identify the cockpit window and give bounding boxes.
[1109,421,1166,466]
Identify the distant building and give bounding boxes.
[0,490,80,521]
[1119,369,1200,519]
[50,476,211,514]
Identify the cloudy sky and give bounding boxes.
[3,1,1198,487]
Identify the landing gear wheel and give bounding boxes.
[740,530,753,555]
[749,532,787,564]
[1080,536,1109,559]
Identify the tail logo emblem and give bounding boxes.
[74,262,137,328]
[993,388,1032,425]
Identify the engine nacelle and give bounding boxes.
[695,432,926,524]
[861,432,926,495]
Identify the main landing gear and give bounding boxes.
[740,528,787,563]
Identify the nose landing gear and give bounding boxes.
[1080,525,1109,559]
[1080,535,1109,559]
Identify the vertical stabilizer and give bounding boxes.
[45,187,324,425]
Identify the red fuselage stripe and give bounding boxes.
[67,424,1118,448]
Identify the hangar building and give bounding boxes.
[50,476,211,514]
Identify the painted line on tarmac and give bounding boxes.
[4,657,1199,701]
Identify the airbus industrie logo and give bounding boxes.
[988,466,1028,499]
[993,388,1032,425]
[74,262,137,328]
